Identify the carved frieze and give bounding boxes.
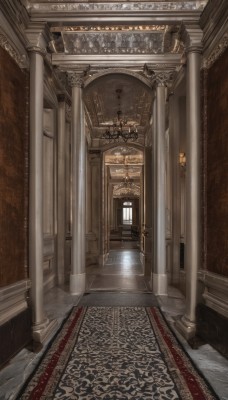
[61,31,164,55]
[29,2,208,14]
[113,182,140,197]
[0,32,26,68]
[203,32,228,69]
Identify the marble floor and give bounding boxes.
[1,248,228,399]
[86,248,151,292]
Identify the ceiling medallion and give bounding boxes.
[102,89,138,143]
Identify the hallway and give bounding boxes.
[86,248,151,292]
[1,281,228,399]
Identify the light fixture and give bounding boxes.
[122,169,134,187]
[179,152,186,168]
[101,89,138,143]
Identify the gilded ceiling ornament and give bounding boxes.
[51,25,166,33]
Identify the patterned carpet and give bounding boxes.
[18,307,219,399]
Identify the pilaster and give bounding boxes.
[28,43,57,342]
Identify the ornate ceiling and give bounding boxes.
[83,73,152,144]
[22,0,208,195]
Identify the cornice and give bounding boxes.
[27,1,207,14]
[202,32,228,69]
[25,22,51,51]
[180,23,203,51]
[0,30,27,68]
[0,5,29,68]
[200,0,228,61]
[52,53,181,71]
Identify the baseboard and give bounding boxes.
[0,308,32,368]
[196,303,228,359]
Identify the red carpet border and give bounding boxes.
[17,306,219,399]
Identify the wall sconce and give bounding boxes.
[179,152,186,169]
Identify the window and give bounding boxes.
[122,201,132,225]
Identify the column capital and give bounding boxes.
[143,64,175,88]
[27,45,47,57]
[68,72,84,88]
[57,94,67,103]
[25,23,50,55]
[180,24,203,53]
[153,71,174,87]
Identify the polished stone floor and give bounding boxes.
[0,248,228,399]
[86,248,151,292]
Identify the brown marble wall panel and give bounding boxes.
[206,47,228,277]
[0,47,28,287]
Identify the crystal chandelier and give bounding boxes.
[101,89,138,143]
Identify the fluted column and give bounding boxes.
[69,74,86,294]
[153,81,168,295]
[57,95,66,285]
[176,41,202,339]
[28,46,57,342]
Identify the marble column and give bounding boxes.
[69,74,86,294]
[28,46,57,342]
[57,95,66,285]
[143,147,153,277]
[153,82,168,295]
[176,45,202,339]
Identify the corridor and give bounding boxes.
[1,277,228,399]
[86,248,151,292]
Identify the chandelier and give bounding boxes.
[122,169,134,187]
[101,89,138,143]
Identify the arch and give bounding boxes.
[84,67,152,90]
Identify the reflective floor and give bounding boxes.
[1,248,228,399]
[86,248,151,292]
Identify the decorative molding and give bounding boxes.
[153,70,175,86]
[27,45,47,57]
[60,31,165,56]
[66,103,72,121]
[0,32,26,68]
[203,32,228,69]
[29,2,208,14]
[25,22,50,52]
[180,24,203,52]
[84,67,152,89]
[68,72,84,87]
[51,25,166,33]
[199,271,228,318]
[0,280,31,326]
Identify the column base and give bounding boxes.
[152,273,168,295]
[99,253,109,267]
[32,317,58,343]
[70,272,86,295]
[175,315,196,340]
